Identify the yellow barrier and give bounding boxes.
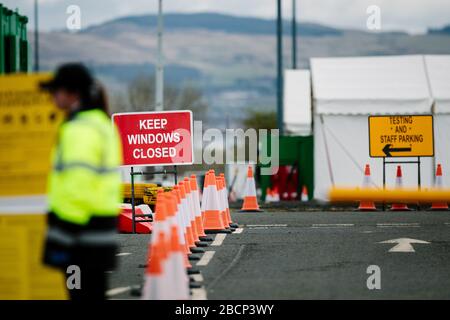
[329,187,450,203]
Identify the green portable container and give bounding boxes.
[0,3,30,74]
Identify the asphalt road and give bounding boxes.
[108,210,450,299]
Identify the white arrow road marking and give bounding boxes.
[379,238,430,252]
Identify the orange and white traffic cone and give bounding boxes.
[272,186,280,202]
[358,164,377,211]
[164,193,193,270]
[169,191,201,275]
[184,177,209,247]
[172,186,194,257]
[168,224,190,299]
[142,195,171,300]
[178,182,204,254]
[202,171,231,233]
[190,175,213,242]
[390,165,410,211]
[220,173,238,228]
[265,188,274,203]
[431,164,448,210]
[240,166,263,212]
[301,185,309,202]
[216,177,228,226]
[142,232,167,300]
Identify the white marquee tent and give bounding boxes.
[311,55,450,200]
[283,69,312,136]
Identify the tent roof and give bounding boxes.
[283,69,311,135]
[311,55,433,115]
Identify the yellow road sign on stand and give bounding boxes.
[368,115,434,158]
[0,73,64,196]
[0,73,67,299]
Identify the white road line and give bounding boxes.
[197,251,215,266]
[234,228,244,234]
[116,252,132,257]
[377,223,420,228]
[311,223,354,228]
[445,222,450,226]
[191,288,207,300]
[191,274,204,283]
[211,233,227,246]
[106,286,131,297]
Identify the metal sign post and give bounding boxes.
[129,165,177,234]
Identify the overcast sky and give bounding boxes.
[5,0,450,33]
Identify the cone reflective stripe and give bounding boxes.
[390,165,410,211]
[202,170,228,231]
[358,164,377,211]
[431,164,449,210]
[190,175,207,237]
[240,166,263,212]
[301,185,309,202]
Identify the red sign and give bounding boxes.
[112,111,194,167]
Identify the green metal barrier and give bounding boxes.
[260,135,314,201]
[0,3,30,74]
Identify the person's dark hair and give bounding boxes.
[90,82,110,116]
[40,63,110,114]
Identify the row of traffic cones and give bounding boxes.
[358,163,448,211]
[142,171,240,300]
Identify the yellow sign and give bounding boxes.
[0,215,68,300]
[0,73,64,196]
[368,115,434,158]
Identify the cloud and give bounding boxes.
[4,0,450,33]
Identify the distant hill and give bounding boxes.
[428,25,450,35]
[33,12,450,126]
[83,13,342,37]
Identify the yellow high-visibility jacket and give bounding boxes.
[48,109,122,225]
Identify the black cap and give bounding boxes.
[40,63,94,94]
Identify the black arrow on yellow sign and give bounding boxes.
[382,144,412,157]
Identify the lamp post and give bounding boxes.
[292,0,297,69]
[276,0,284,135]
[34,0,39,72]
[155,0,164,111]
